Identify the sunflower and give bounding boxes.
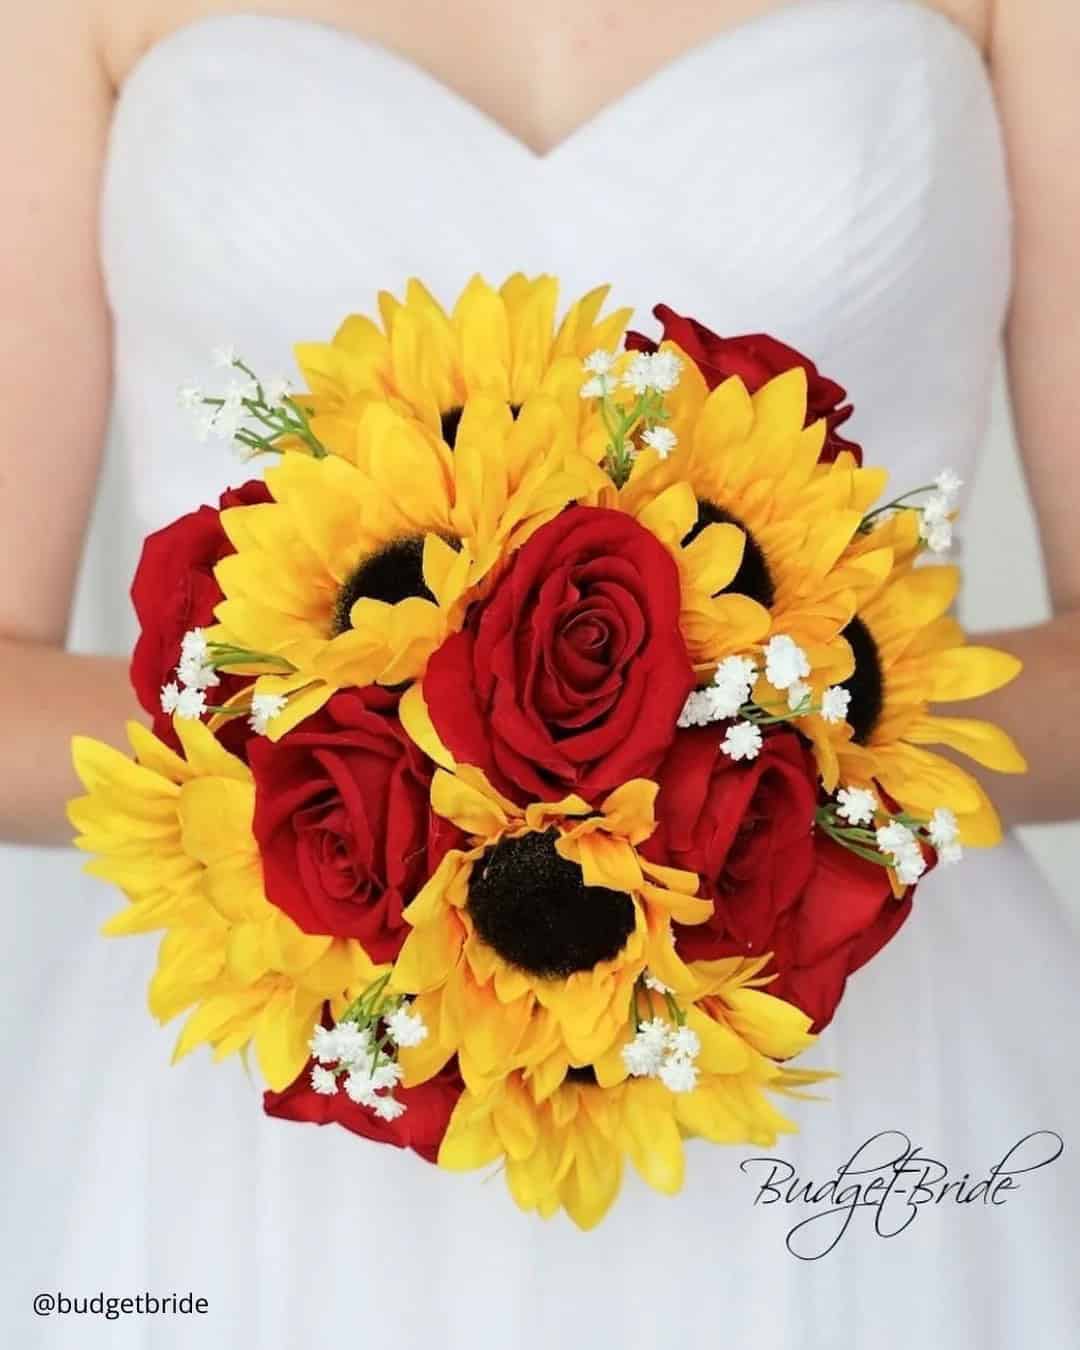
[68,717,377,1089]
[387,763,713,1097]
[822,512,1026,844]
[212,393,604,736]
[288,273,631,453]
[616,357,892,682]
[436,957,824,1229]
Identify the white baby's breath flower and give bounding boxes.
[622,1037,662,1078]
[821,685,852,725]
[262,374,293,406]
[763,634,810,691]
[641,425,677,458]
[221,378,255,413]
[935,468,963,498]
[309,1025,340,1064]
[622,1018,670,1077]
[927,806,959,849]
[176,628,219,692]
[344,1070,380,1107]
[622,349,683,396]
[786,679,812,712]
[666,1025,700,1060]
[621,352,655,396]
[648,349,683,392]
[707,655,758,719]
[922,493,952,527]
[835,786,877,827]
[721,720,763,762]
[371,1094,407,1122]
[177,653,220,692]
[708,681,749,721]
[927,809,964,866]
[211,343,238,368]
[894,846,928,886]
[644,973,671,995]
[580,374,611,400]
[919,510,953,554]
[716,655,758,690]
[385,1004,428,1049]
[177,383,203,409]
[310,1065,339,1096]
[659,1056,699,1094]
[677,689,716,729]
[583,349,616,376]
[638,1018,671,1052]
[370,1060,405,1093]
[173,686,208,720]
[925,522,953,553]
[180,629,209,665]
[875,819,927,885]
[876,821,917,856]
[248,692,288,735]
[212,406,244,443]
[330,1022,373,1067]
[159,682,182,715]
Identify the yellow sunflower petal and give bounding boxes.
[905,714,1028,773]
[927,646,1023,701]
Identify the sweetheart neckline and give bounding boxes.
[112,0,989,163]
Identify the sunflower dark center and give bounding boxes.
[683,501,776,607]
[467,829,635,978]
[440,403,522,449]
[840,616,884,744]
[564,1066,599,1084]
[440,407,464,448]
[331,534,460,635]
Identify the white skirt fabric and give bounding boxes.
[3,837,1076,1348]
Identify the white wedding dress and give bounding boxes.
[4,2,1078,1346]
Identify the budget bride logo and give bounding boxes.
[740,1129,1065,1259]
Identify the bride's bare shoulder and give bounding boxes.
[99,1,246,88]
[97,0,996,92]
[919,0,992,54]
[97,0,376,89]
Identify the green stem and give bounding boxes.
[282,394,327,459]
[663,989,685,1027]
[859,484,937,533]
[205,644,295,674]
[817,818,892,868]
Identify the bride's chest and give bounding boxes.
[110,0,990,138]
[109,3,991,173]
[101,1,1010,524]
[102,4,1003,328]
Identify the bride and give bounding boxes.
[3,0,1077,1345]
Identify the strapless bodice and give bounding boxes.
[99,0,1009,539]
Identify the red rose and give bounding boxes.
[645,726,912,1031]
[423,506,695,803]
[644,728,819,962]
[626,304,861,464]
[764,835,913,1031]
[264,1054,463,1164]
[130,479,271,751]
[248,687,459,959]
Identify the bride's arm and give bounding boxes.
[960,0,1080,826]
[0,2,138,846]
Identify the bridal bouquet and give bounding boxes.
[69,276,1025,1229]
